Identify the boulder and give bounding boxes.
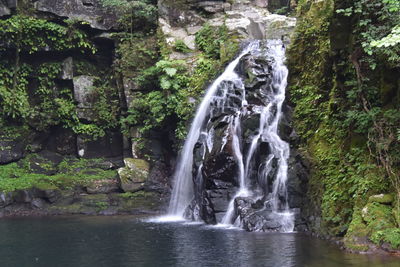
[264,14,296,43]
[0,139,25,164]
[33,188,61,203]
[184,193,216,224]
[361,202,396,229]
[117,158,149,192]
[235,196,296,232]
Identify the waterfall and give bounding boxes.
[167,40,294,232]
[168,42,260,217]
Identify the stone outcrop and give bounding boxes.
[118,158,150,193]
[35,0,119,30]
[159,0,297,53]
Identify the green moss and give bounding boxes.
[94,201,109,212]
[116,191,160,211]
[0,159,118,193]
[287,0,400,241]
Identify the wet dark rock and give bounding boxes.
[287,149,309,209]
[146,161,170,194]
[77,131,123,159]
[0,192,13,208]
[12,190,34,203]
[31,198,46,209]
[203,153,237,184]
[184,193,216,224]
[45,127,77,155]
[0,139,25,164]
[33,188,62,203]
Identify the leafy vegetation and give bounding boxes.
[100,0,157,32]
[0,15,121,139]
[119,23,239,143]
[288,0,400,250]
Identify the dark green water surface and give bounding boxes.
[0,216,398,267]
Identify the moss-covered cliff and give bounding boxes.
[0,0,295,217]
[288,0,400,252]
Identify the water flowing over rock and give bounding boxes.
[168,40,306,232]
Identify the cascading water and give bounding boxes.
[167,40,294,232]
[168,42,260,218]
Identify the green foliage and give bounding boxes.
[120,23,239,143]
[122,59,191,137]
[0,15,118,139]
[0,15,95,54]
[371,228,400,249]
[100,0,157,32]
[288,0,400,239]
[371,25,400,47]
[174,40,191,53]
[336,0,400,66]
[114,33,158,78]
[195,23,239,63]
[0,63,31,119]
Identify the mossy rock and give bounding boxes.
[117,158,149,193]
[113,191,161,212]
[86,178,119,194]
[344,209,371,251]
[368,194,394,205]
[370,228,400,250]
[362,202,396,230]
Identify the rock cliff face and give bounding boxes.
[35,0,119,30]
[0,0,303,218]
[0,0,167,216]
